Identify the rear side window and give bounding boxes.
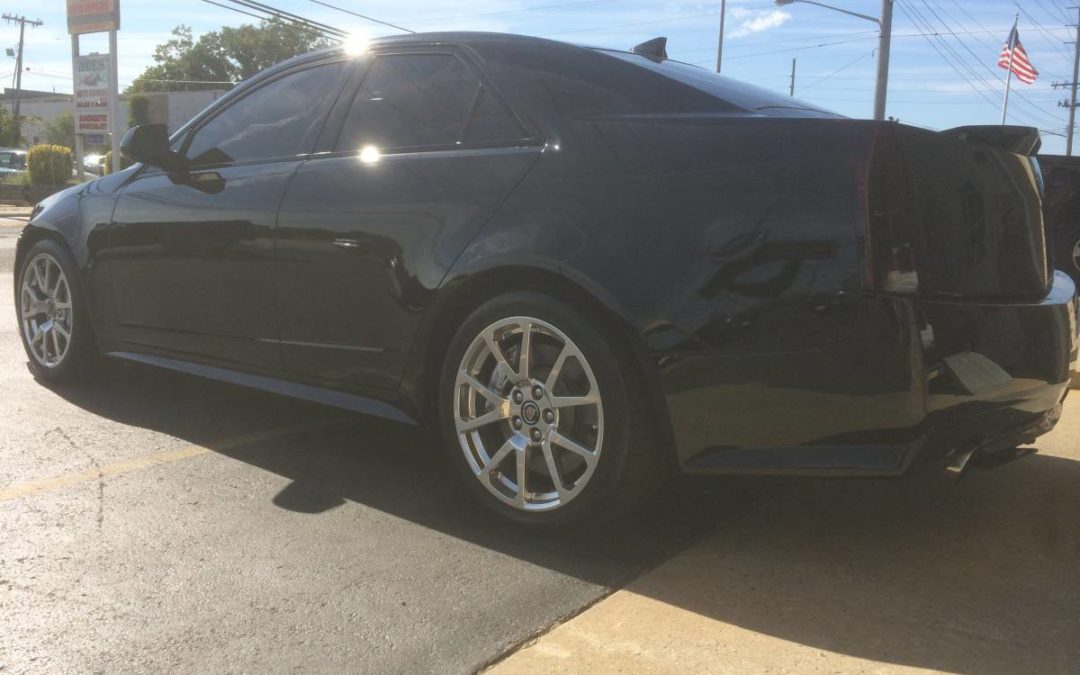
[336,53,527,152]
[184,61,345,167]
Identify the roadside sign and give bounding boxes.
[67,0,120,35]
[68,0,122,176]
[75,53,110,134]
[84,133,106,145]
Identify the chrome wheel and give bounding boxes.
[20,252,74,369]
[453,316,603,512]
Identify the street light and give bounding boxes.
[776,0,894,121]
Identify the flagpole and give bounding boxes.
[1001,14,1018,125]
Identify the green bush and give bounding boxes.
[26,145,72,186]
[128,94,152,127]
[102,151,133,175]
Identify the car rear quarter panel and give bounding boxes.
[445,115,888,463]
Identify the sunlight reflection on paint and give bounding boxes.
[358,145,381,165]
[343,34,370,57]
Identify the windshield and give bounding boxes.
[599,50,843,118]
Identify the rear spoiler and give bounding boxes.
[941,125,1041,156]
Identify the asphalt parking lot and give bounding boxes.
[2,227,1079,674]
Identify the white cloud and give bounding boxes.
[728,8,791,39]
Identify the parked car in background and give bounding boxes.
[14,33,1078,527]
[0,148,27,174]
[1039,154,1080,283]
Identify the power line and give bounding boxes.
[226,0,347,38]
[197,0,346,40]
[1013,0,1073,61]
[199,0,267,23]
[305,0,414,34]
[408,0,615,26]
[542,11,721,37]
[899,0,1062,128]
[798,50,875,94]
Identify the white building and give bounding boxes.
[1,88,227,147]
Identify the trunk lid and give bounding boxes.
[866,123,1049,300]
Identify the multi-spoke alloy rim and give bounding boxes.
[454,316,604,512]
[19,252,73,369]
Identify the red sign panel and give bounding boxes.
[67,0,120,35]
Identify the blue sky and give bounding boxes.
[2,1,1076,153]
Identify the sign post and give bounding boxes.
[70,35,83,181]
[67,1,120,175]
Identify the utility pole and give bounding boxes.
[873,0,894,122]
[1069,6,1080,155]
[716,0,727,73]
[790,59,797,96]
[776,0,893,120]
[1,14,43,147]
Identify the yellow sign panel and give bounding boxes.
[67,0,120,35]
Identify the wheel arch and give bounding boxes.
[406,261,678,469]
[14,223,70,273]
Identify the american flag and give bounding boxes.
[998,25,1038,84]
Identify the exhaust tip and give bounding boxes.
[944,445,977,482]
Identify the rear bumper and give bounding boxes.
[664,272,1078,475]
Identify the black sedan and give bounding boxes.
[14,33,1077,527]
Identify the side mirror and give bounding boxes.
[120,124,185,172]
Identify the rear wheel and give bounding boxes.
[15,239,97,381]
[438,292,656,527]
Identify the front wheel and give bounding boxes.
[15,239,97,381]
[438,292,657,528]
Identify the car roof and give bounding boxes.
[279,31,614,70]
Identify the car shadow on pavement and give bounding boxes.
[46,361,1080,672]
[46,360,757,588]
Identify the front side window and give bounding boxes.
[185,61,345,167]
[336,53,526,152]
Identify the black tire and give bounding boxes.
[14,238,98,382]
[437,291,658,528]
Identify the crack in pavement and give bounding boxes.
[45,426,105,530]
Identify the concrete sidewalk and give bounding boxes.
[0,205,30,229]
[489,396,1080,674]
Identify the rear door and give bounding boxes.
[274,47,541,389]
[105,58,349,369]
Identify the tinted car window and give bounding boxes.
[464,86,528,144]
[338,53,524,151]
[185,61,344,166]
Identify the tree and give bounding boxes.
[127,21,332,94]
[42,111,75,151]
[0,107,22,147]
[128,94,151,128]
